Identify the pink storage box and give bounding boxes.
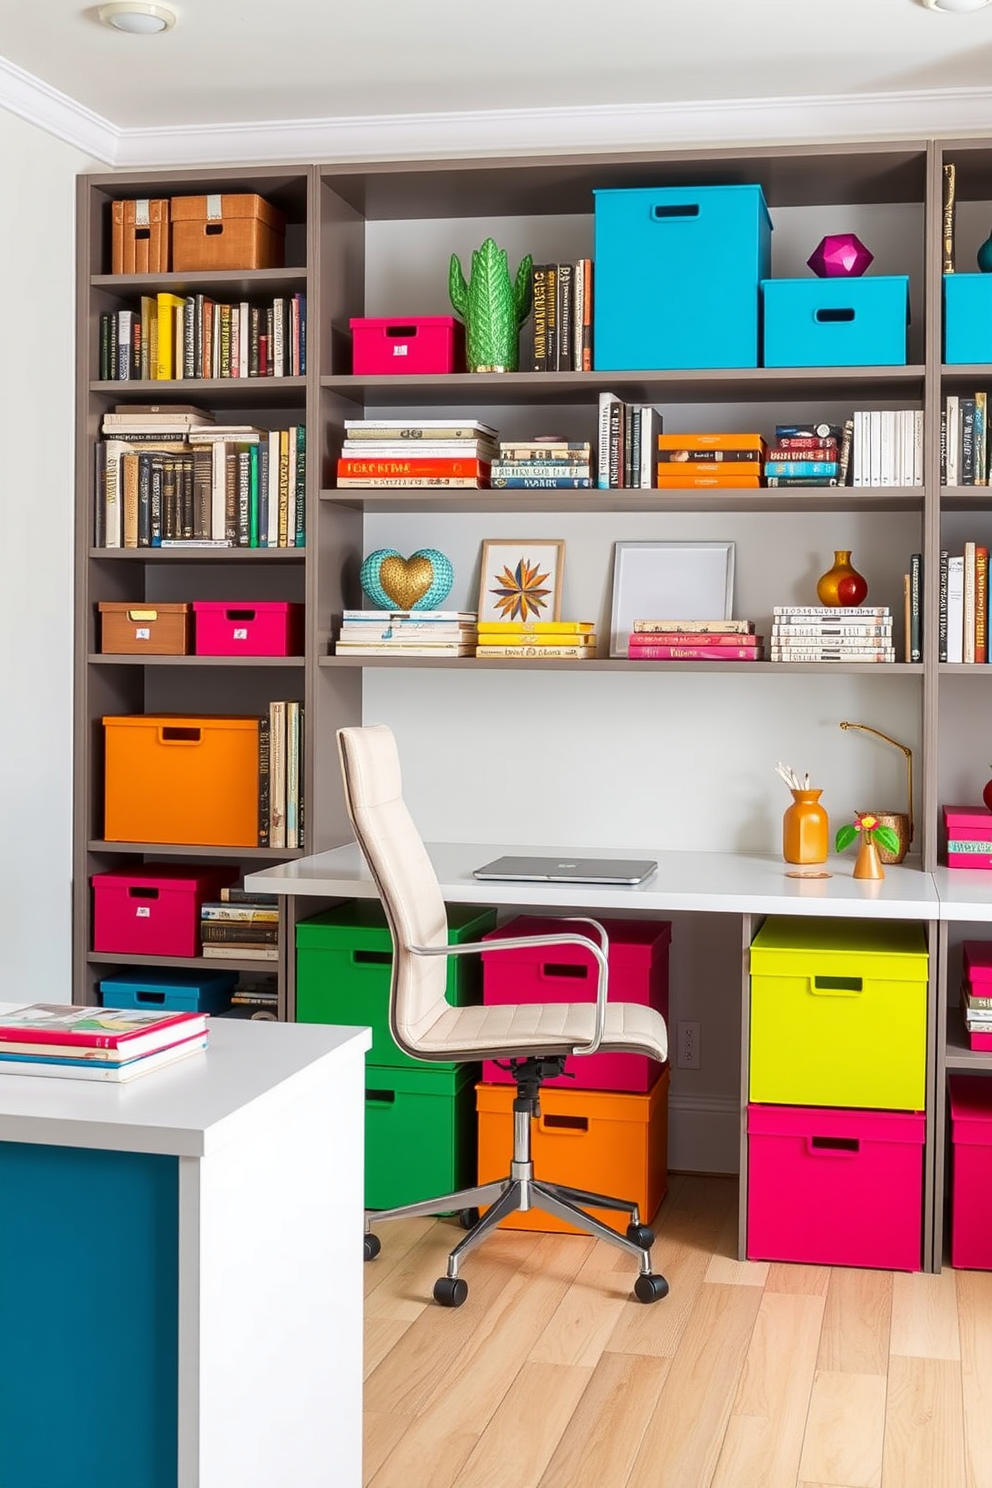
[747,1102,924,1270]
[943,805,992,869]
[949,1074,992,1269]
[480,915,671,1092]
[349,316,464,375]
[92,863,237,958]
[192,601,304,657]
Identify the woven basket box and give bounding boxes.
[111,198,170,275]
[170,193,286,272]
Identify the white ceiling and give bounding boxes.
[3,0,992,134]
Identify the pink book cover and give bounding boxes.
[628,632,765,648]
[627,643,762,661]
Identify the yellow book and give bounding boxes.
[155,292,187,380]
[475,620,594,635]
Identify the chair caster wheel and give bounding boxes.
[433,1276,468,1307]
[363,1232,381,1262]
[458,1208,480,1230]
[626,1222,655,1250]
[634,1273,669,1304]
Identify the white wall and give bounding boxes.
[0,108,92,995]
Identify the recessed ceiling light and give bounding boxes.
[922,0,992,12]
[97,2,177,33]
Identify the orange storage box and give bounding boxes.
[475,1067,669,1234]
[103,714,262,847]
[170,193,285,272]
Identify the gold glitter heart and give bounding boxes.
[378,554,435,609]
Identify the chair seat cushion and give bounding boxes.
[417,1000,668,1063]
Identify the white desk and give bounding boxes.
[0,1017,371,1488]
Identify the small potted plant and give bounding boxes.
[835,812,901,880]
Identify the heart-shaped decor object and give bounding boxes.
[360,548,454,611]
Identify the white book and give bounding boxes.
[947,554,965,663]
[964,540,977,664]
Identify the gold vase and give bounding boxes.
[816,550,868,607]
[853,838,885,880]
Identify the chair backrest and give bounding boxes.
[336,725,451,1056]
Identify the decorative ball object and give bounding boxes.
[807,233,874,278]
[360,548,454,611]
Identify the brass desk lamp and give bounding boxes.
[838,721,914,864]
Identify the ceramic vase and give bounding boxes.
[782,789,829,865]
[816,550,868,607]
[853,838,885,880]
[978,229,992,274]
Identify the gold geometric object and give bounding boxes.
[839,720,914,864]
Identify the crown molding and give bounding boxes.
[4,46,992,169]
[0,53,117,162]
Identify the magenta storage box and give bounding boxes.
[949,1073,992,1268]
[943,804,992,869]
[747,1102,925,1270]
[349,316,464,375]
[480,915,671,1092]
[92,863,237,958]
[192,601,304,657]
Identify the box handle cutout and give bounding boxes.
[354,949,392,966]
[385,326,418,338]
[811,975,863,995]
[541,1113,589,1133]
[543,963,589,980]
[809,1135,860,1155]
[367,1089,396,1104]
[815,307,856,323]
[127,886,160,899]
[134,989,167,1004]
[225,609,256,621]
[651,204,700,219]
[159,727,202,744]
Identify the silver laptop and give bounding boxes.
[472,855,657,886]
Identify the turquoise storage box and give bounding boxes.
[762,275,909,367]
[365,1063,479,1210]
[944,274,992,364]
[295,899,497,1071]
[98,967,237,1013]
[593,183,772,371]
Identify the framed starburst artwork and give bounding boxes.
[477,539,565,623]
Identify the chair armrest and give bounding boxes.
[409,919,609,1056]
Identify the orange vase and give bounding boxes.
[782,789,829,865]
[816,550,868,607]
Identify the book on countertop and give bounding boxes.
[474,644,596,659]
[0,1036,208,1082]
[633,618,754,634]
[202,945,280,960]
[0,1003,208,1055]
[628,643,763,661]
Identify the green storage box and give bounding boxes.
[365,1063,480,1210]
[295,899,497,1071]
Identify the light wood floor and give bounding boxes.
[363,1173,992,1488]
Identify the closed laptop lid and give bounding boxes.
[472,855,657,885]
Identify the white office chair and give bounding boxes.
[337,723,670,1307]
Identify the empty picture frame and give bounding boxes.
[609,541,736,657]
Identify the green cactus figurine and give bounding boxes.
[449,238,533,373]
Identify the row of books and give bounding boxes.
[95,407,306,548]
[201,895,280,963]
[336,419,497,488]
[98,292,306,382]
[626,618,764,662]
[529,260,593,372]
[261,701,304,850]
[941,393,991,487]
[939,545,990,663]
[769,606,896,663]
[0,1004,210,1083]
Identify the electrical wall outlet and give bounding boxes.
[676,1020,701,1070]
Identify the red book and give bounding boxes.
[628,631,765,648]
[0,1003,208,1056]
[627,643,762,661]
[336,457,489,479]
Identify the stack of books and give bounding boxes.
[770,606,895,662]
[335,610,478,657]
[764,423,845,487]
[201,892,280,963]
[335,419,498,488]
[0,1004,209,1082]
[626,618,763,661]
[656,432,766,490]
[475,620,597,659]
[490,440,593,490]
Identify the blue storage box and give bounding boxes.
[593,183,772,371]
[98,968,237,1014]
[762,275,909,368]
[944,274,992,364]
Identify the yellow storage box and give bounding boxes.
[749,917,928,1111]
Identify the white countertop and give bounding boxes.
[247,842,940,919]
[0,1016,372,1158]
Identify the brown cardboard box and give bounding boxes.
[111,199,170,275]
[98,601,191,655]
[170,193,286,272]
